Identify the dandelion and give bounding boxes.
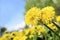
[41,6,55,24]
[34,25,46,35]
[25,7,41,25]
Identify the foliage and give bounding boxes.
[0,27,7,36]
[25,0,60,15]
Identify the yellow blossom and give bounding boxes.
[20,36,27,40]
[25,7,41,25]
[41,6,55,24]
[13,37,20,40]
[48,23,58,31]
[29,35,34,38]
[29,27,36,35]
[23,29,30,35]
[56,16,60,22]
[35,25,46,35]
[11,32,19,36]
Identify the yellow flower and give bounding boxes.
[20,36,27,40]
[23,29,30,35]
[29,27,36,35]
[25,7,41,25]
[11,32,19,36]
[29,35,34,38]
[35,25,46,35]
[0,37,2,40]
[2,34,10,40]
[56,16,60,22]
[4,30,8,34]
[41,6,55,24]
[2,34,10,38]
[13,37,20,40]
[19,31,25,37]
[14,35,27,40]
[48,23,58,31]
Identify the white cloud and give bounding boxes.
[14,21,26,30]
[6,21,26,31]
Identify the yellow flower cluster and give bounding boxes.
[25,7,42,25]
[48,23,58,31]
[0,25,46,40]
[41,6,55,24]
[34,25,46,35]
[0,6,59,40]
[25,6,55,26]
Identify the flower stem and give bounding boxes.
[43,23,60,38]
[52,21,60,30]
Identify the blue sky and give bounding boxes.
[0,0,25,31]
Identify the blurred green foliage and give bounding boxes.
[0,27,7,36]
[25,0,60,15]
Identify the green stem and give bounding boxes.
[52,21,60,30]
[43,23,60,38]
